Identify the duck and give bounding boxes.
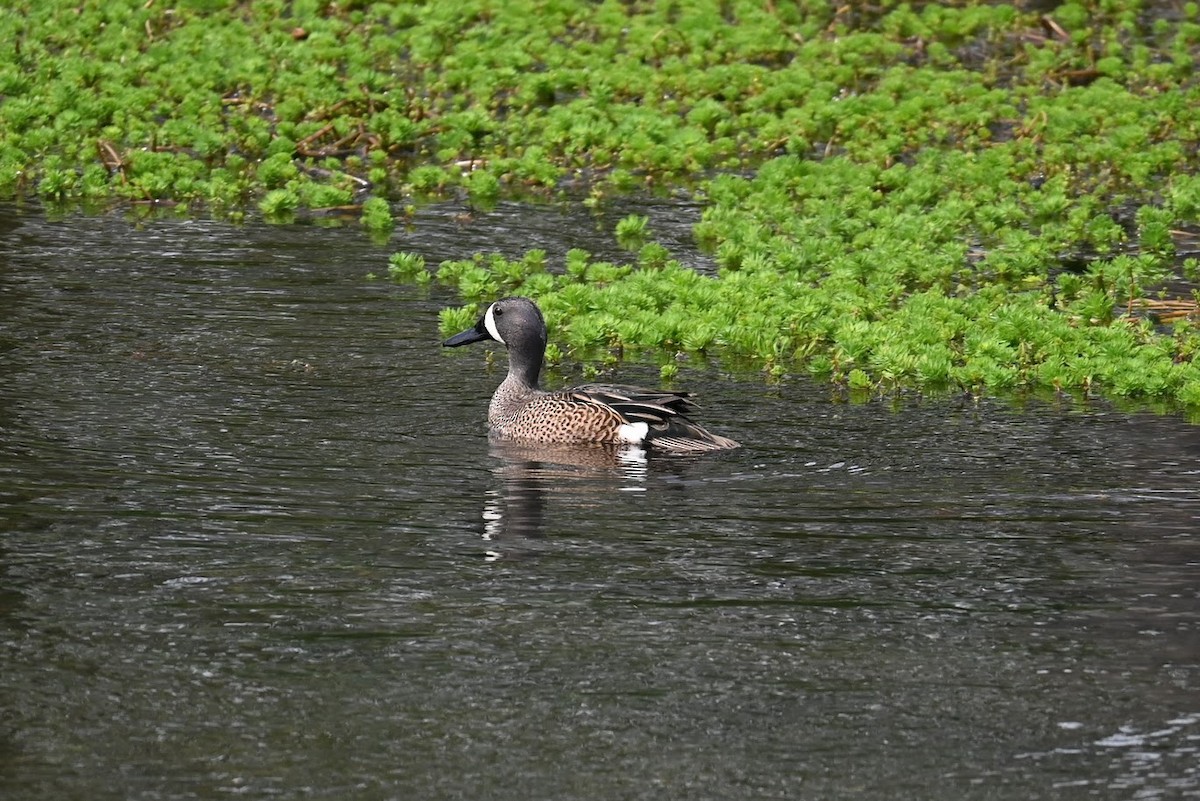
[442,297,740,453]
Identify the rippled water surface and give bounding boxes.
[1,202,1197,800]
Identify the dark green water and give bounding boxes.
[0,203,1197,800]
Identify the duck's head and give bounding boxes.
[443,297,547,384]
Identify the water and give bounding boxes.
[0,201,1197,800]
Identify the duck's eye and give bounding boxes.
[493,306,504,316]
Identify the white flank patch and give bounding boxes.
[484,303,505,344]
[617,421,649,444]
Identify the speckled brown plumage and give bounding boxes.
[443,297,740,453]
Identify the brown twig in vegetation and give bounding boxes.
[1041,15,1070,43]
[1131,298,1199,324]
[97,140,126,181]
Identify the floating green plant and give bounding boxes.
[7,0,1200,407]
[419,222,1200,408]
[387,251,429,284]
[360,196,395,233]
[615,214,649,249]
[258,188,299,222]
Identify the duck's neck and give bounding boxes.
[504,327,544,391]
[488,341,543,427]
[506,345,542,390]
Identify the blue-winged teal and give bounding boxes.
[443,297,740,452]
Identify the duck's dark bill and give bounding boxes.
[442,324,490,347]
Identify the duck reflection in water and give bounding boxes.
[480,440,649,559]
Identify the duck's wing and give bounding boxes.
[569,383,699,417]
[566,384,739,452]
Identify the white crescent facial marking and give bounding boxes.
[484,303,504,345]
[617,421,649,444]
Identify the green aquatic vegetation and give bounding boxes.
[298,182,353,210]
[402,166,452,196]
[360,196,394,233]
[615,214,649,249]
[387,252,427,283]
[438,305,479,341]
[10,0,1200,407]
[258,188,299,221]
[464,169,500,205]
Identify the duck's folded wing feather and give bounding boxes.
[570,384,699,417]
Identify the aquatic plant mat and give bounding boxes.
[5,1,1200,405]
